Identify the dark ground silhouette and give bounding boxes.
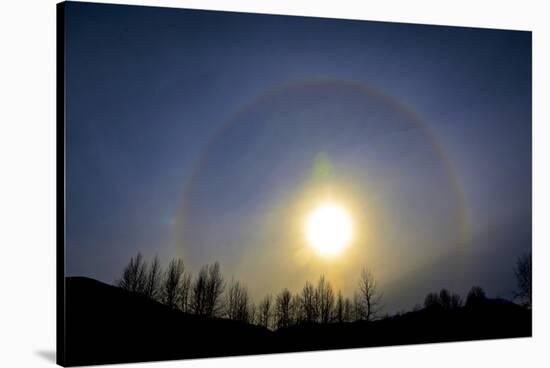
[62,276,531,366]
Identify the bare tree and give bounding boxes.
[275,289,293,329]
[439,289,462,310]
[424,292,440,309]
[335,290,345,323]
[451,294,463,309]
[225,279,250,322]
[439,288,452,308]
[257,294,273,329]
[343,297,353,322]
[162,258,185,309]
[316,275,335,323]
[144,255,162,300]
[358,267,382,321]
[466,286,486,308]
[424,289,462,310]
[192,262,225,317]
[205,262,225,317]
[352,292,363,321]
[514,252,532,308]
[191,266,208,315]
[249,302,257,325]
[299,281,318,323]
[179,272,192,312]
[118,252,147,294]
[290,294,301,325]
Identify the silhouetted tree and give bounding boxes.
[424,292,440,309]
[352,292,363,321]
[514,252,532,308]
[118,252,147,295]
[424,289,462,311]
[358,267,382,321]
[316,275,335,323]
[257,295,273,329]
[450,291,463,309]
[249,302,257,325]
[191,266,208,315]
[144,255,162,300]
[162,258,185,309]
[343,297,353,322]
[335,290,345,323]
[205,262,225,317]
[225,279,250,322]
[192,262,225,317]
[439,289,462,310]
[299,281,318,323]
[179,272,192,312]
[333,290,352,323]
[439,288,452,308]
[275,289,293,329]
[290,294,301,325]
[466,286,487,308]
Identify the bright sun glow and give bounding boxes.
[305,202,353,256]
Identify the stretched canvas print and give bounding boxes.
[57,1,532,366]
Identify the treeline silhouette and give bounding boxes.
[62,251,531,366]
[116,251,532,330]
[116,253,384,329]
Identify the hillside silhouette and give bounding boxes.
[63,275,531,366]
[65,277,272,366]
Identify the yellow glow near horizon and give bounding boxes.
[305,202,353,256]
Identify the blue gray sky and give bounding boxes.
[65,1,531,313]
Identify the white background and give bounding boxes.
[0,0,548,367]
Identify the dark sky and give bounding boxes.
[65,1,531,313]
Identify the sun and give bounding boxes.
[305,202,353,256]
